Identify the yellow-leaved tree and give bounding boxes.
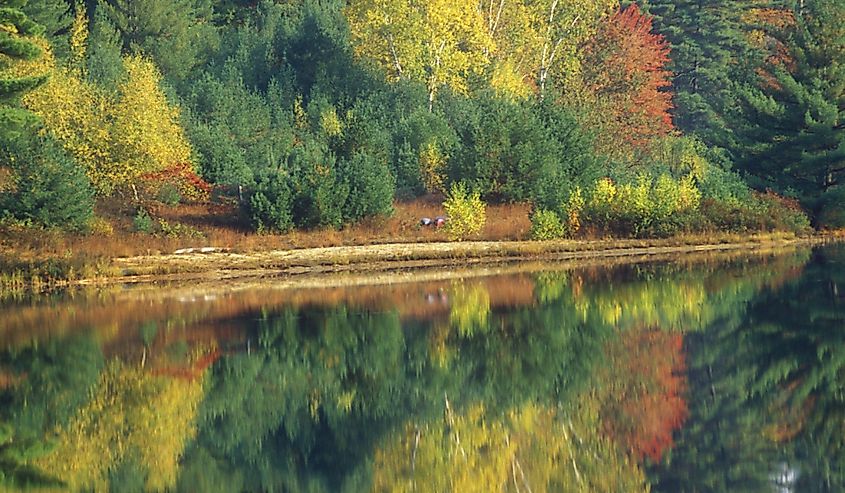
[37,361,205,491]
[530,0,618,95]
[111,55,194,196]
[479,0,618,97]
[10,7,197,198]
[347,0,494,110]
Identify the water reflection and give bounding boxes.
[0,246,842,491]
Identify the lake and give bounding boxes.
[0,243,842,492]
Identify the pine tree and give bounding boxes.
[97,0,218,81]
[733,0,845,220]
[640,0,766,144]
[0,0,48,140]
[21,0,72,60]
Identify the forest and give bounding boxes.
[0,0,843,243]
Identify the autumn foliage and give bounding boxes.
[600,328,689,463]
[583,4,674,148]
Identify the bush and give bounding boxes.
[247,173,294,233]
[444,94,597,204]
[560,187,585,236]
[583,174,701,237]
[339,152,395,221]
[392,106,457,197]
[133,208,154,233]
[699,191,811,234]
[443,182,486,241]
[288,139,349,229]
[0,134,94,232]
[816,186,845,229]
[531,209,565,240]
[156,183,182,206]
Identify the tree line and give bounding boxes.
[0,0,841,237]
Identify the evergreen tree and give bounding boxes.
[21,0,72,60]
[640,0,766,144]
[85,7,124,89]
[97,0,218,81]
[0,133,94,231]
[0,0,47,140]
[732,0,845,222]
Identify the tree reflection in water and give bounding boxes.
[1,246,840,492]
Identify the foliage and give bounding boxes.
[372,402,650,492]
[443,182,486,241]
[598,328,689,463]
[98,0,219,82]
[347,0,494,108]
[110,55,196,192]
[392,104,457,196]
[339,152,395,222]
[21,0,72,61]
[732,0,845,221]
[530,209,565,240]
[0,0,48,140]
[445,95,599,205]
[643,0,760,144]
[133,208,153,233]
[247,172,294,234]
[0,132,94,232]
[700,191,811,234]
[579,4,674,154]
[15,39,198,197]
[448,282,491,336]
[37,361,205,491]
[584,175,701,237]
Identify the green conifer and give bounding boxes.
[733,0,845,220]
[0,0,47,140]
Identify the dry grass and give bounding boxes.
[1,196,532,261]
[0,193,838,291]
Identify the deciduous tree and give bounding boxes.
[347,0,494,109]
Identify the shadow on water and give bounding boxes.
[0,245,843,491]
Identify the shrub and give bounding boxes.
[444,94,596,204]
[288,139,349,229]
[816,186,845,229]
[443,182,486,241]
[156,183,182,206]
[157,219,206,239]
[0,134,94,232]
[133,208,154,233]
[88,216,114,236]
[560,186,585,236]
[392,106,457,197]
[339,152,395,222]
[584,174,702,236]
[700,191,811,234]
[247,173,294,233]
[531,209,565,240]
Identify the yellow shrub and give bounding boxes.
[443,182,486,241]
[419,140,447,193]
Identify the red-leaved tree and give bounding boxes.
[599,328,689,463]
[582,4,674,149]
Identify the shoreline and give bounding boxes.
[101,232,839,286]
[2,232,841,292]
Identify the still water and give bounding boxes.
[0,244,843,492]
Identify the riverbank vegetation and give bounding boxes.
[0,0,842,252]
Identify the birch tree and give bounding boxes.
[347,0,494,110]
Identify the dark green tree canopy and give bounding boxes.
[732,0,845,220]
[0,0,47,139]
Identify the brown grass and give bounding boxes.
[0,193,839,292]
[0,197,532,262]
